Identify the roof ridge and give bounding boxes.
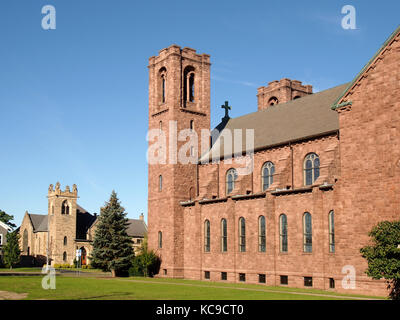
[332,24,400,109]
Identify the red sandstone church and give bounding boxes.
[147,25,400,296]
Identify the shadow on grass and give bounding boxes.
[77,292,132,300]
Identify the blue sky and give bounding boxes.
[0,0,399,226]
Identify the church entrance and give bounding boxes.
[80,247,87,265]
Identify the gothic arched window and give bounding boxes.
[63,251,67,262]
[204,220,210,252]
[226,168,238,195]
[239,217,246,252]
[61,200,69,215]
[64,236,67,246]
[221,219,227,252]
[304,153,320,186]
[303,212,312,253]
[159,67,167,104]
[258,216,266,252]
[183,66,195,105]
[261,161,275,191]
[279,214,288,253]
[23,229,28,253]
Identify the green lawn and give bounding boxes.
[0,275,386,300]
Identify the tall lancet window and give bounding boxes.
[183,66,195,105]
[159,67,167,104]
[303,212,312,253]
[204,220,210,252]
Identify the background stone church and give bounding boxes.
[147,25,400,296]
[19,182,147,266]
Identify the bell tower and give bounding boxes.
[47,182,78,265]
[147,45,211,277]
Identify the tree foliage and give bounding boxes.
[3,230,21,269]
[129,236,161,277]
[0,210,16,229]
[90,191,134,276]
[360,220,400,299]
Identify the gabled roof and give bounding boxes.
[200,83,348,162]
[0,221,12,231]
[76,205,97,240]
[28,214,48,232]
[332,25,400,109]
[126,219,147,238]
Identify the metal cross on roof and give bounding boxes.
[221,101,231,119]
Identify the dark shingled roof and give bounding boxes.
[76,205,97,240]
[126,219,147,238]
[200,83,349,162]
[28,214,48,232]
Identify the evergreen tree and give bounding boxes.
[90,191,134,276]
[3,230,21,269]
[0,210,16,229]
[360,220,400,299]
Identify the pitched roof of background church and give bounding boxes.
[28,214,48,232]
[126,219,147,238]
[200,83,349,162]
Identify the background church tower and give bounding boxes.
[47,182,78,265]
[147,45,211,277]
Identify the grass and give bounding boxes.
[0,274,386,300]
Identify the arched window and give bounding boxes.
[23,229,28,253]
[63,236,67,246]
[63,251,67,262]
[204,220,210,252]
[258,216,266,252]
[221,219,227,252]
[304,153,320,185]
[190,120,194,131]
[261,162,275,191]
[61,200,69,215]
[268,96,279,106]
[183,66,195,105]
[159,67,167,104]
[226,168,238,195]
[159,175,162,192]
[279,214,288,253]
[158,231,162,249]
[303,212,312,253]
[239,217,246,252]
[329,210,335,253]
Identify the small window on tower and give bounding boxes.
[61,200,69,215]
[268,96,279,106]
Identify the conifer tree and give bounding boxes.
[3,230,21,269]
[90,191,134,276]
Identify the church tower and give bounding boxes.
[147,45,211,277]
[47,182,78,265]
